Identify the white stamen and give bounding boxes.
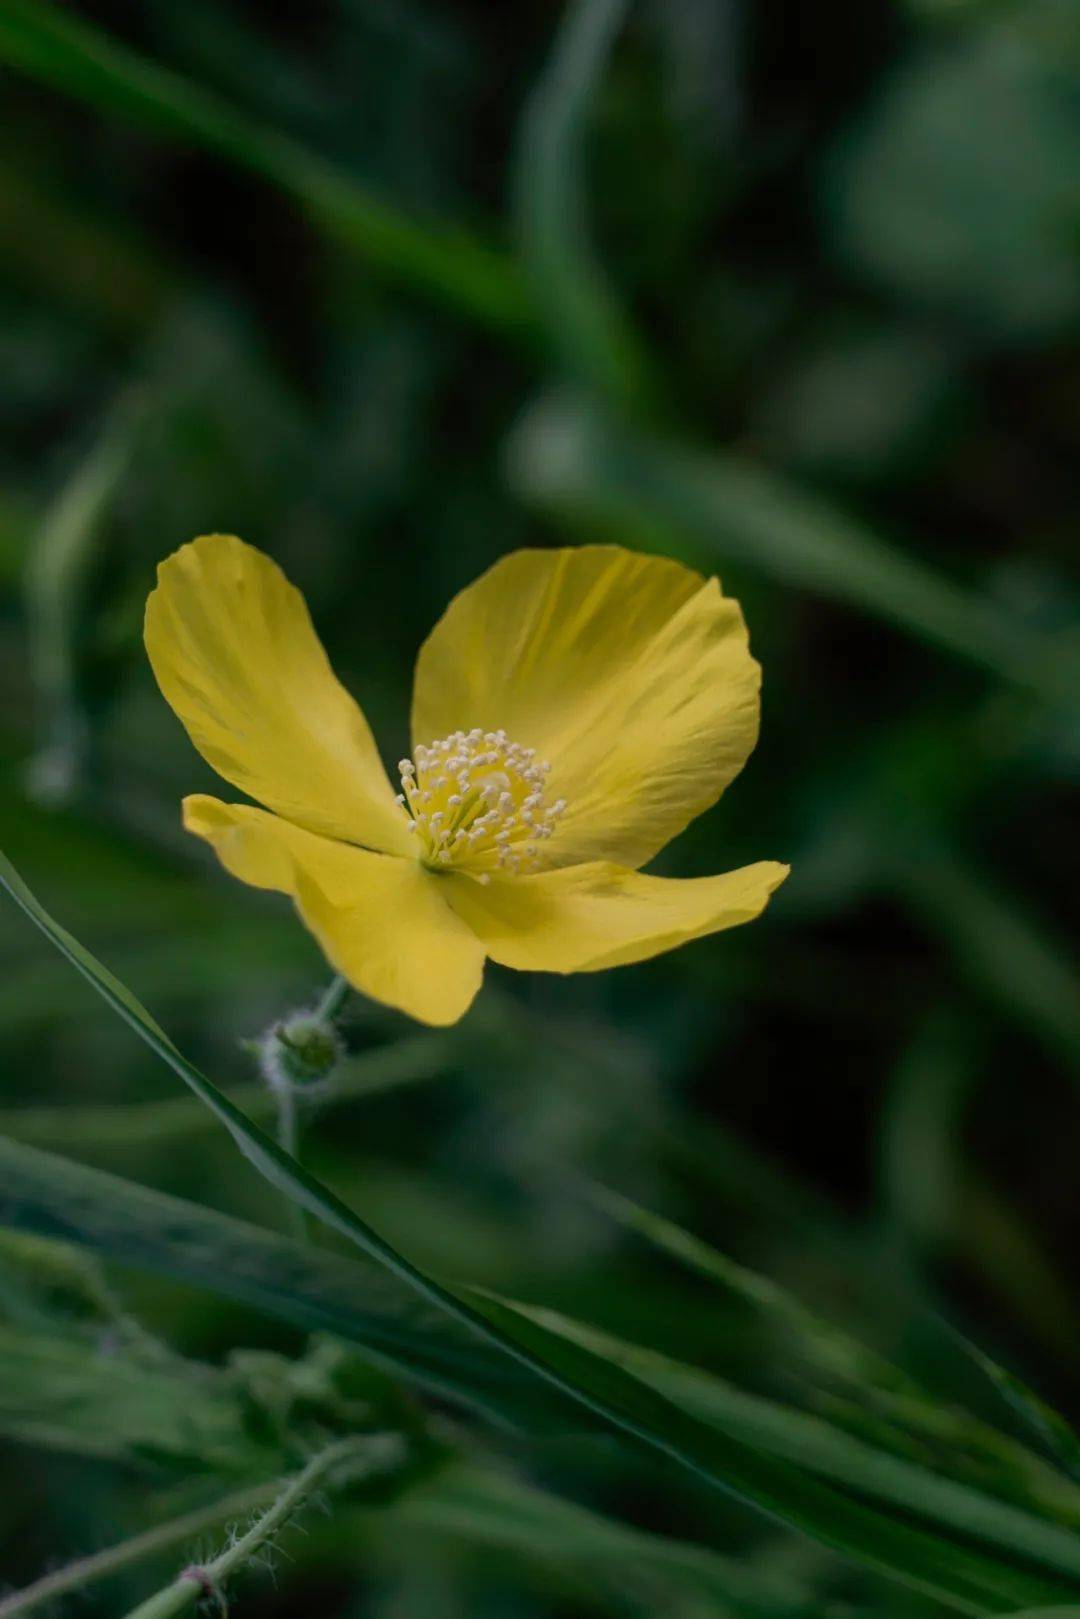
[395,726,564,877]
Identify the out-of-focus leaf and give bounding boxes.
[506,392,1078,706]
[605,1141,1080,1517]
[897,844,1080,1075]
[589,1181,918,1392]
[0,1321,277,1473]
[825,33,1080,341]
[961,1340,1080,1487]
[24,401,141,805]
[0,160,171,335]
[753,324,959,485]
[10,1138,1070,1610]
[0,1034,446,1150]
[391,1463,811,1618]
[515,0,656,411]
[879,1012,977,1249]
[0,0,530,336]
[994,1611,1080,1618]
[0,1226,147,1345]
[990,1612,1080,1619]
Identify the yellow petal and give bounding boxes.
[411,546,760,871]
[184,796,484,1026]
[443,859,789,972]
[146,535,411,855]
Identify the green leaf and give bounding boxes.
[0,1320,277,1473]
[470,1292,1080,1614]
[0,0,529,337]
[589,1180,912,1392]
[993,1612,1080,1618]
[24,402,139,804]
[588,1181,1080,1522]
[506,392,1079,706]
[897,844,1080,1076]
[0,1135,560,1433]
[961,1340,1080,1487]
[393,1463,811,1618]
[825,34,1080,341]
[4,848,1080,1612]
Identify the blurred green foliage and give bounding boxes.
[0,1,1077,1616]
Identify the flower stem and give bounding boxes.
[117,1434,398,1619]
[272,976,350,1243]
[275,1080,310,1244]
[0,1480,280,1619]
[315,973,350,1023]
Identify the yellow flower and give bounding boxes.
[145,536,788,1025]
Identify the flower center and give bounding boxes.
[396,729,566,881]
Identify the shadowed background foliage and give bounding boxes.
[0,1,1078,1615]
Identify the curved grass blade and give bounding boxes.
[0,0,529,337]
[0,1133,564,1432]
[471,1292,1080,1615]
[392,1463,811,1619]
[24,400,140,805]
[959,1339,1080,1488]
[589,1181,913,1392]
[482,1301,1080,1550]
[3,849,1079,1612]
[514,0,656,412]
[897,844,1080,1077]
[590,1178,1080,1527]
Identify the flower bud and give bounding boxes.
[258,1010,344,1097]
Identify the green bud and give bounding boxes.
[259,1010,344,1095]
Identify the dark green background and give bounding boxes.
[0,1,1077,1614]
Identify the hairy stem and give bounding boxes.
[0,1480,280,1619]
[118,1434,399,1619]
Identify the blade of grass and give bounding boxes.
[958,1340,1080,1488]
[0,1132,1073,1613]
[470,1292,1080,1614]
[0,1134,560,1431]
[514,0,657,412]
[590,1180,918,1395]
[590,1176,1080,1518]
[483,1302,1080,1545]
[24,396,143,806]
[0,0,530,337]
[3,850,1078,1611]
[391,1462,810,1618]
[896,843,1080,1076]
[0,1033,446,1151]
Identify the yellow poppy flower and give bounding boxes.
[145,536,788,1025]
